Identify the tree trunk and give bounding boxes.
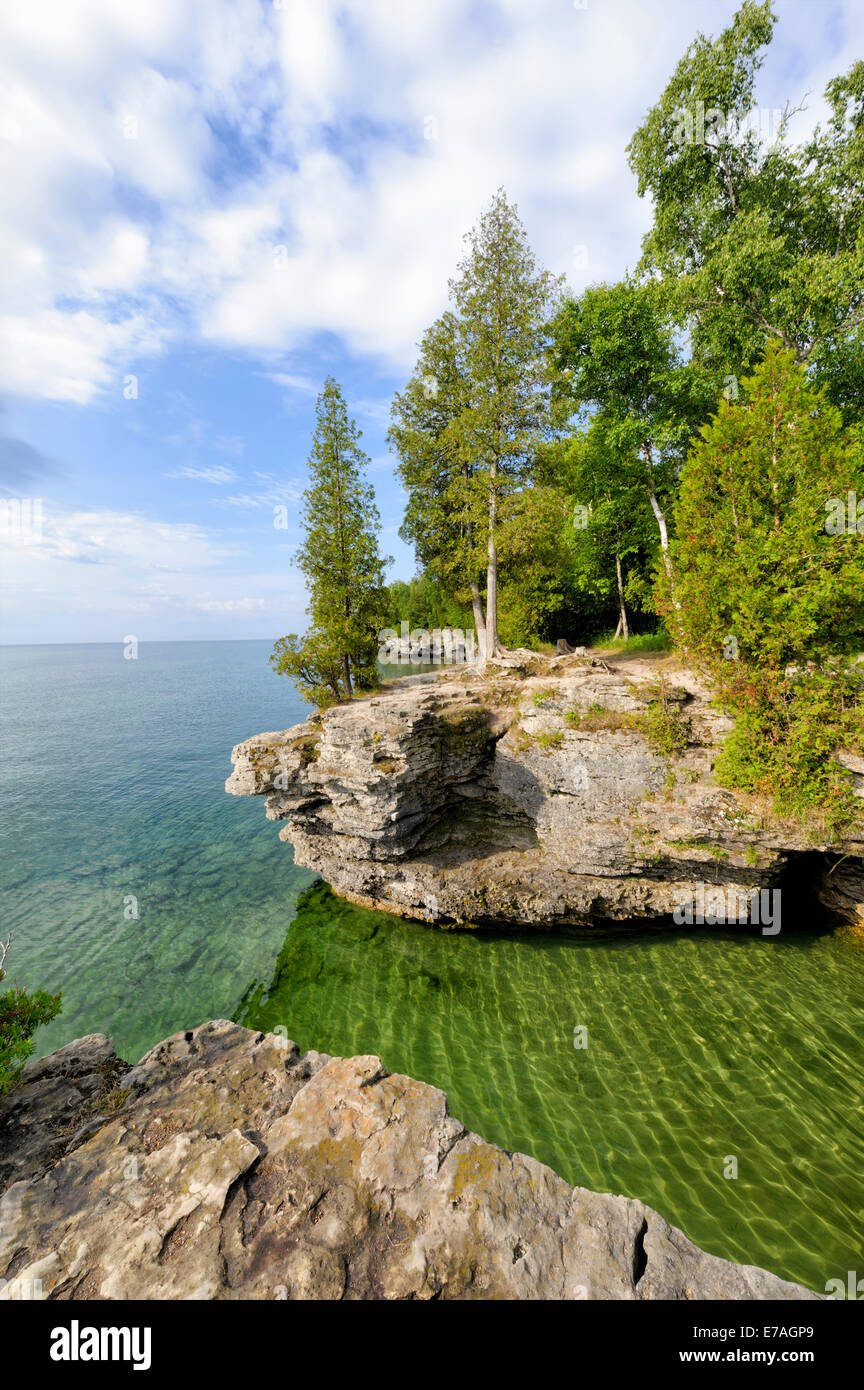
[642,441,675,599]
[470,580,487,658]
[484,460,499,663]
[648,489,676,597]
[341,654,353,698]
[615,552,629,642]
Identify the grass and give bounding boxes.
[667,837,728,861]
[590,629,672,654]
[535,730,565,751]
[564,703,631,732]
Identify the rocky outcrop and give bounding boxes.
[0,1033,128,1194]
[0,1021,819,1300]
[226,654,864,929]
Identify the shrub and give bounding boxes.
[0,939,62,1096]
[634,676,692,755]
[662,346,864,835]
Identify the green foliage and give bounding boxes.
[592,630,672,653]
[270,631,344,707]
[564,704,631,733]
[0,945,61,1095]
[666,346,864,835]
[272,378,390,704]
[627,1,864,416]
[633,676,692,755]
[381,574,472,635]
[549,278,717,614]
[495,486,581,646]
[666,346,864,668]
[391,190,561,653]
[383,5,864,692]
[562,684,690,755]
[715,666,864,839]
[388,311,483,604]
[535,730,564,751]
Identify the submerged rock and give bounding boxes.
[226,656,864,929]
[0,1021,819,1300]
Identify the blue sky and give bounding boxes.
[1,0,862,644]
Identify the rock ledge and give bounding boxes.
[0,1021,819,1301]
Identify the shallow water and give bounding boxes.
[237,884,864,1293]
[0,640,315,1059]
[2,640,862,1293]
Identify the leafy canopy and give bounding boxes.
[627,1,864,410]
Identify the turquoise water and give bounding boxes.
[0,641,315,1058]
[1,640,863,1292]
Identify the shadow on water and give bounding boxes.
[235,879,864,1294]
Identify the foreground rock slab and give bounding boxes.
[0,1021,818,1300]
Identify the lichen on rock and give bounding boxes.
[0,1021,821,1300]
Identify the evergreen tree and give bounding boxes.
[390,190,559,660]
[448,190,560,657]
[666,344,864,668]
[271,378,390,704]
[388,311,487,645]
[665,345,864,835]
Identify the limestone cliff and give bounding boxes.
[227,653,864,929]
[0,1021,819,1300]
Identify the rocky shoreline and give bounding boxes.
[0,1020,820,1300]
[227,652,864,930]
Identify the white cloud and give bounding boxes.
[0,499,304,640]
[0,310,164,404]
[1,0,863,403]
[167,464,238,485]
[265,371,320,396]
[219,473,304,510]
[193,596,265,614]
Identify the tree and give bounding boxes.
[388,312,487,644]
[552,424,661,642]
[494,486,579,647]
[449,190,560,658]
[550,279,710,593]
[391,190,559,661]
[666,343,864,668]
[665,344,864,835]
[271,379,390,704]
[627,1,864,415]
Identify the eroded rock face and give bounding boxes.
[0,1033,128,1194]
[226,656,864,928]
[0,1021,819,1300]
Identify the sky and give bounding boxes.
[0,0,862,645]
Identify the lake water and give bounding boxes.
[1,639,862,1292]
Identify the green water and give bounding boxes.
[2,641,862,1295]
[238,882,864,1294]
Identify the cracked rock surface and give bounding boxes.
[0,1020,819,1300]
[226,656,864,929]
